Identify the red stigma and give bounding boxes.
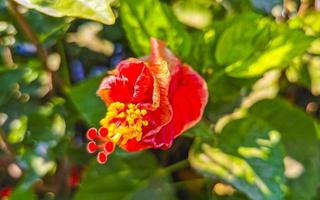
[87,141,97,153]
[99,127,108,137]
[104,142,114,152]
[86,128,97,140]
[86,127,115,164]
[97,151,107,164]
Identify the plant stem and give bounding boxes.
[159,159,189,175]
[56,41,71,87]
[8,0,48,67]
[172,178,209,189]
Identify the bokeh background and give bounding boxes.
[1,0,320,199]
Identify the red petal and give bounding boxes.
[150,38,181,75]
[141,39,174,137]
[97,75,131,105]
[120,138,152,152]
[132,66,154,104]
[117,59,145,84]
[154,65,208,149]
[97,59,154,105]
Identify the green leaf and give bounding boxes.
[23,10,70,46]
[10,186,36,200]
[289,12,320,36]
[225,23,313,77]
[68,76,105,127]
[249,98,320,200]
[286,53,320,96]
[189,118,285,200]
[213,13,313,78]
[74,151,176,200]
[215,14,267,66]
[188,29,216,71]
[120,0,192,59]
[185,120,214,139]
[0,67,25,106]
[14,0,115,25]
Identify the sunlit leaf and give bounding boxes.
[7,115,28,143]
[190,118,285,200]
[215,14,267,66]
[120,0,192,59]
[14,0,115,25]
[215,14,314,78]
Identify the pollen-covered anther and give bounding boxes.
[100,102,149,145]
[86,102,149,164]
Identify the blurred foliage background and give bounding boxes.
[1,0,320,199]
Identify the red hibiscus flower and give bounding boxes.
[86,38,208,164]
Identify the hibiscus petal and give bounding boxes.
[132,65,154,104]
[120,138,152,152]
[141,39,173,137]
[97,75,131,105]
[117,59,145,87]
[154,65,208,149]
[97,59,154,105]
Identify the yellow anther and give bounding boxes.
[141,109,147,115]
[100,102,149,147]
[135,109,141,115]
[117,112,125,118]
[142,120,149,126]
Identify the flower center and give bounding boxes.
[100,102,148,144]
[86,102,148,164]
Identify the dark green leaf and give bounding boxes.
[74,151,176,200]
[249,98,320,200]
[68,76,105,127]
[0,67,25,106]
[23,10,70,46]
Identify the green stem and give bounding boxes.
[158,159,189,175]
[172,178,209,188]
[8,0,48,67]
[56,41,71,87]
